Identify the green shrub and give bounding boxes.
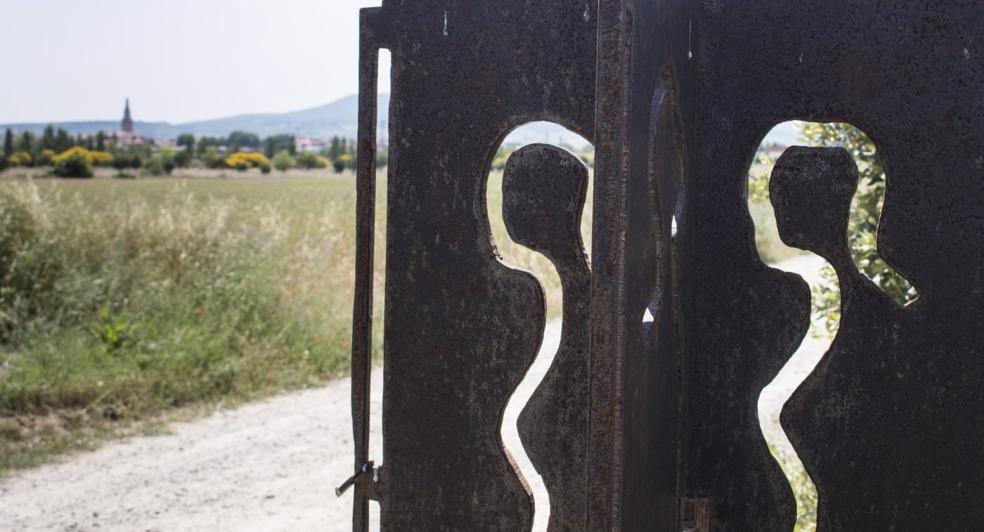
[297,151,328,170]
[36,149,55,167]
[0,154,7,172]
[203,147,226,169]
[142,150,178,177]
[158,149,177,175]
[174,149,192,168]
[334,153,354,173]
[272,150,295,172]
[142,157,165,176]
[112,153,141,175]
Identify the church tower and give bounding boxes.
[122,98,134,133]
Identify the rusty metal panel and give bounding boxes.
[687,1,984,529]
[355,1,598,530]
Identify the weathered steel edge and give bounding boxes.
[350,7,388,532]
[587,0,633,529]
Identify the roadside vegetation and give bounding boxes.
[0,174,384,472]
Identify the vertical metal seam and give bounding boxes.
[611,7,634,529]
[587,1,634,530]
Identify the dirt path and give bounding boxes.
[0,371,384,531]
[0,257,826,531]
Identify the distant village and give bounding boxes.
[1,100,368,177]
[109,100,353,154]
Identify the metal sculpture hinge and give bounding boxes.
[336,461,383,501]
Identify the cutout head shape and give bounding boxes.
[770,146,858,263]
[502,144,589,263]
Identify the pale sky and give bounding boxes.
[0,0,389,124]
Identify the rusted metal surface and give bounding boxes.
[686,2,984,530]
[681,497,712,532]
[504,145,591,531]
[351,1,984,530]
[359,1,597,530]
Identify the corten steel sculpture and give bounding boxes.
[343,1,984,530]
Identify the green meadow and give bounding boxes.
[0,172,381,471]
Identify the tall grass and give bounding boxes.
[0,176,379,471]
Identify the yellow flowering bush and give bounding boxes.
[53,147,89,164]
[225,151,270,172]
[52,147,94,178]
[89,150,114,167]
[9,151,32,167]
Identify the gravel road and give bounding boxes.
[0,370,384,531]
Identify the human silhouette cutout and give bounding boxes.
[501,144,591,532]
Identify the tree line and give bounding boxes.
[0,126,375,178]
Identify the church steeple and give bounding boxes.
[122,98,134,133]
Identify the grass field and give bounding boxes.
[0,170,385,471]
